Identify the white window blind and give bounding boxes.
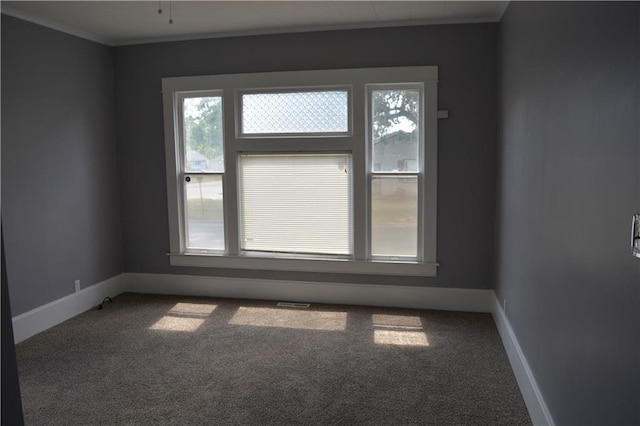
[239,153,352,256]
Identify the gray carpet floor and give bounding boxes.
[16,293,531,425]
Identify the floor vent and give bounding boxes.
[277,302,310,308]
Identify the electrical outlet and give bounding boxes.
[503,299,507,315]
[74,280,81,292]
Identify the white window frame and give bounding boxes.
[162,66,438,276]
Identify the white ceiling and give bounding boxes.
[1,1,508,46]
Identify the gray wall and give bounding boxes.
[115,24,498,288]
[1,15,123,316]
[497,2,640,425]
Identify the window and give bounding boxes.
[370,88,421,259]
[240,90,350,136]
[163,67,438,276]
[180,94,225,251]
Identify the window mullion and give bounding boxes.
[422,81,437,264]
[352,84,367,261]
[223,88,240,256]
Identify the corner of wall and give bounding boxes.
[491,294,554,426]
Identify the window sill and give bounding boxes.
[168,253,438,277]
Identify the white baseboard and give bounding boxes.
[12,274,126,344]
[12,273,492,343]
[492,295,554,426]
[123,273,494,313]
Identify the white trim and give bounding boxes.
[162,67,438,93]
[0,7,114,46]
[169,253,438,276]
[123,273,492,312]
[11,275,126,344]
[492,295,554,426]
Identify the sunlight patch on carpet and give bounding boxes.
[229,307,347,331]
[149,302,217,332]
[169,303,217,315]
[373,329,429,346]
[150,316,205,332]
[371,314,428,346]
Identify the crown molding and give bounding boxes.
[117,16,500,47]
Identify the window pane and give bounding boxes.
[371,176,417,257]
[239,154,351,256]
[242,91,349,134]
[185,174,224,250]
[183,96,224,172]
[372,90,419,172]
